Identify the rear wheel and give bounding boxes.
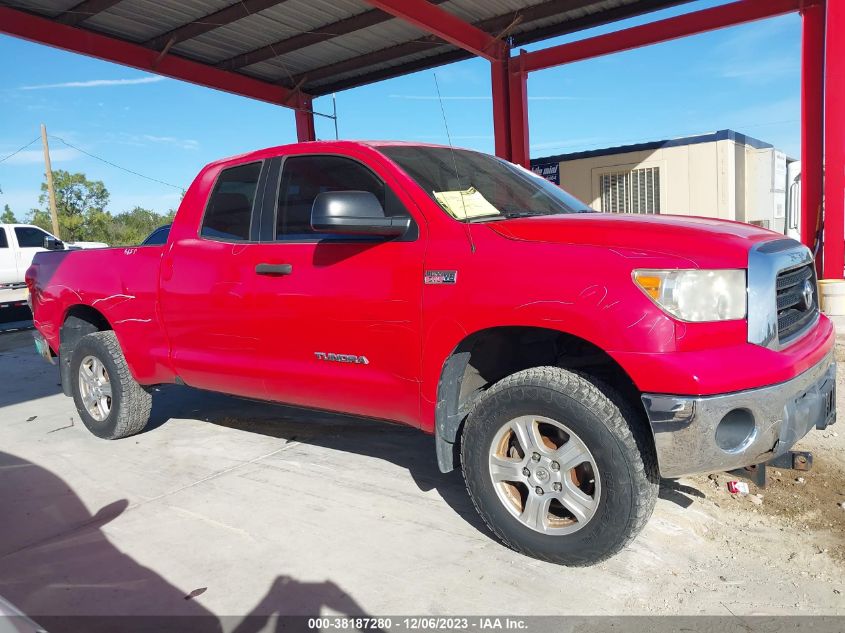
[460,366,658,566]
[70,331,152,439]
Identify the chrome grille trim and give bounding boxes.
[748,239,818,350]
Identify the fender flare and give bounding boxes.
[434,350,472,473]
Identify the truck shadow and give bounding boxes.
[0,451,382,632]
[145,384,494,539]
[145,385,698,532]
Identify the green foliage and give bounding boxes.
[34,170,110,242]
[106,206,171,246]
[1,204,16,224]
[27,170,173,246]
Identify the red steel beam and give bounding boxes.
[823,0,843,278]
[508,53,530,168]
[361,0,506,61]
[520,0,801,73]
[0,6,307,110]
[295,98,316,142]
[801,0,825,266]
[491,58,511,160]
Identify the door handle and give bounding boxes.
[255,263,293,276]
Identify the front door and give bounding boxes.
[248,150,426,426]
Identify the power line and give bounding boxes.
[0,137,40,164]
[49,135,186,192]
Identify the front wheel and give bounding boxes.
[70,331,152,439]
[460,367,658,566]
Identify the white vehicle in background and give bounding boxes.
[785,160,802,243]
[0,223,107,286]
[1,224,106,324]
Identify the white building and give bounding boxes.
[531,130,801,238]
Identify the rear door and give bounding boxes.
[158,160,273,399]
[247,150,427,425]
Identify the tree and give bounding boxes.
[1,204,15,224]
[27,170,173,245]
[107,206,167,245]
[31,170,110,242]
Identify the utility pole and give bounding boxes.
[40,123,60,238]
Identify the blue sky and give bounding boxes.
[0,0,801,218]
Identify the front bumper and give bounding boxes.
[642,351,836,478]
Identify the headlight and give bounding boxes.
[633,269,746,322]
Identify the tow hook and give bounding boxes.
[731,450,813,488]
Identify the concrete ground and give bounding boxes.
[0,328,843,625]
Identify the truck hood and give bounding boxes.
[486,213,781,268]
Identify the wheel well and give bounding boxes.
[58,305,112,396]
[435,326,647,473]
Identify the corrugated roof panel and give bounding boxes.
[7,0,77,18]
[176,0,367,62]
[305,42,455,91]
[254,17,432,78]
[236,60,292,83]
[444,0,544,23]
[507,0,639,38]
[173,0,370,65]
[84,0,233,43]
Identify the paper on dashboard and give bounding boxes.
[433,187,500,220]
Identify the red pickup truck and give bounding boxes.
[27,141,836,566]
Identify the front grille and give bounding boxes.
[776,263,818,342]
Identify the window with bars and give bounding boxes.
[599,167,660,214]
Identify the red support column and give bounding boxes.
[508,53,530,168]
[800,0,825,266]
[295,97,316,142]
[491,57,511,160]
[823,0,844,279]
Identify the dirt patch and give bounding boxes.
[690,453,845,557]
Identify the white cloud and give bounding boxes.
[20,76,165,90]
[2,147,80,165]
[141,135,200,150]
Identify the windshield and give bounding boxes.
[379,145,593,222]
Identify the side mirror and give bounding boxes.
[311,191,411,237]
[44,237,64,251]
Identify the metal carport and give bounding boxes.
[0,0,841,276]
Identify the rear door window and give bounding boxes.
[0,228,7,248]
[201,162,262,241]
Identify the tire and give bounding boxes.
[460,366,658,566]
[70,331,152,439]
